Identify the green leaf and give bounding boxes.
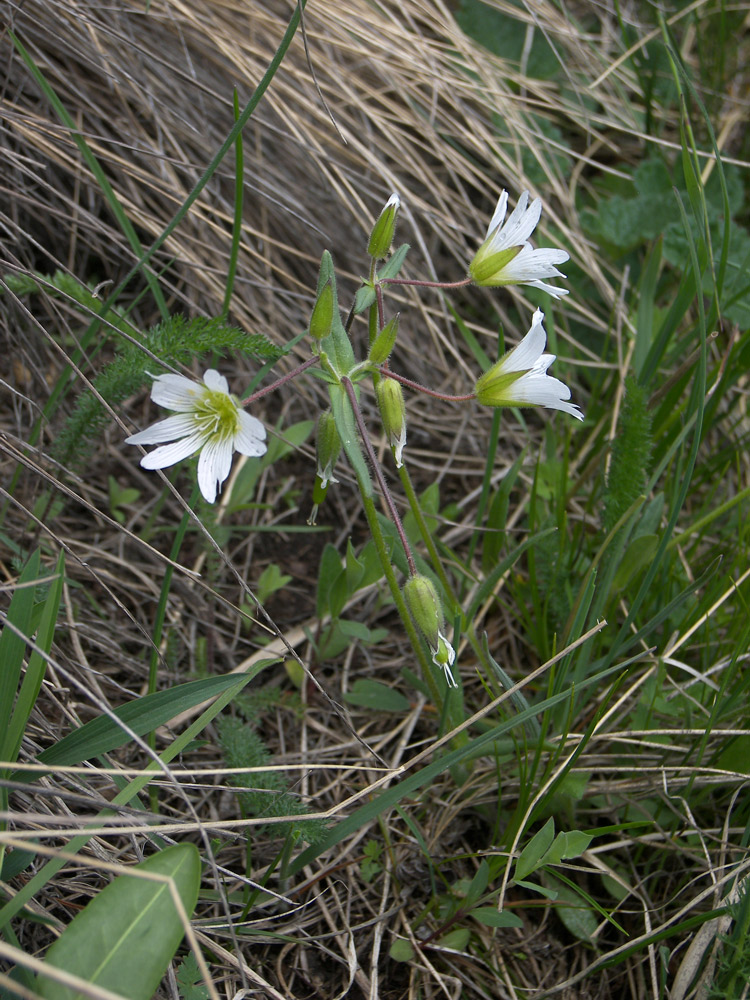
[316,543,344,619]
[329,383,371,496]
[389,939,414,962]
[377,243,410,281]
[540,830,594,868]
[514,879,558,900]
[471,907,524,928]
[345,540,366,594]
[542,874,598,944]
[256,563,292,604]
[436,928,470,952]
[515,818,555,882]
[175,953,209,1000]
[342,680,410,712]
[464,859,490,905]
[26,675,269,777]
[36,844,200,1000]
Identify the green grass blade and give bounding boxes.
[222,89,244,318]
[5,552,64,764]
[0,550,41,753]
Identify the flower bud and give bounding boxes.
[315,409,341,489]
[368,313,400,365]
[367,193,400,260]
[309,281,334,344]
[403,575,457,687]
[375,377,406,468]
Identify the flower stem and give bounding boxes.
[341,377,417,578]
[359,492,443,709]
[378,367,476,402]
[240,356,320,405]
[398,463,458,609]
[340,377,444,707]
[380,276,473,290]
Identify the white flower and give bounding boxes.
[475,310,583,420]
[469,190,569,298]
[126,369,267,502]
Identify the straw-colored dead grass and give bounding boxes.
[1,1,737,998]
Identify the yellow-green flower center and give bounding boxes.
[194,389,241,440]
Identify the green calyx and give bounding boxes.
[469,245,522,285]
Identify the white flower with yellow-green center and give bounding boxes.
[126,369,267,503]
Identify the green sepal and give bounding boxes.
[368,314,400,364]
[470,245,521,285]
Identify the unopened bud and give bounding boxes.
[375,377,406,467]
[309,281,334,344]
[368,193,400,260]
[368,313,400,365]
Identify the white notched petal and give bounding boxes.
[202,369,229,394]
[138,430,207,470]
[502,311,547,372]
[528,279,570,298]
[491,192,540,250]
[502,246,569,280]
[150,373,205,410]
[234,410,268,456]
[197,436,234,503]
[486,190,508,237]
[512,373,583,419]
[125,413,198,446]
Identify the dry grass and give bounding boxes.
[2,1,748,998]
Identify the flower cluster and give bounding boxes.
[123,187,582,694]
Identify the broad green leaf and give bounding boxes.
[515,818,555,882]
[343,680,409,712]
[389,939,414,962]
[316,543,344,619]
[345,540,365,594]
[540,830,594,868]
[436,928,470,952]
[471,907,524,928]
[256,563,292,604]
[36,843,200,1000]
[24,674,270,777]
[542,874,598,944]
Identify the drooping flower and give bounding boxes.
[475,310,583,420]
[126,369,267,503]
[376,377,407,468]
[403,575,458,688]
[469,190,569,298]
